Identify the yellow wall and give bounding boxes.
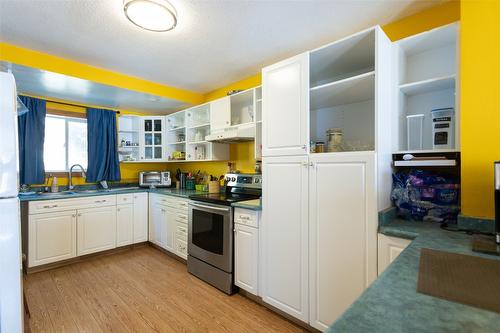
[382,1,460,41]
[460,0,500,219]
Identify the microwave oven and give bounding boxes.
[139,171,171,188]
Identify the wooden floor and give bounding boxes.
[24,245,307,333]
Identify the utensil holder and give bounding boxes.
[208,181,220,194]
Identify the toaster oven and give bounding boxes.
[139,171,171,188]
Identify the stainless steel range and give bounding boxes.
[187,173,262,294]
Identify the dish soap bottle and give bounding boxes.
[51,176,59,193]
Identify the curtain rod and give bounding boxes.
[19,94,120,114]
[48,100,121,114]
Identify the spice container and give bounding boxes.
[326,128,343,152]
[315,142,325,153]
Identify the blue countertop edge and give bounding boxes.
[231,199,262,211]
[327,213,500,333]
[20,187,263,211]
[19,187,200,201]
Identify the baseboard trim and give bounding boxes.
[237,289,320,333]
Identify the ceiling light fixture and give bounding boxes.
[123,0,177,32]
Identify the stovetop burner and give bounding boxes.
[188,193,260,206]
[189,173,262,206]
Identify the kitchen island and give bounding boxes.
[328,218,500,333]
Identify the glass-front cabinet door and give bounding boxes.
[140,117,165,161]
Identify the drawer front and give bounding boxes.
[175,211,188,224]
[234,208,258,228]
[176,223,188,241]
[176,239,188,259]
[116,193,134,205]
[29,195,117,214]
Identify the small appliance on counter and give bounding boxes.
[187,173,262,294]
[139,171,171,188]
[432,108,455,149]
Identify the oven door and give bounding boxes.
[188,201,233,272]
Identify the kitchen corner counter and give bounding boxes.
[327,218,500,333]
[19,187,201,201]
[231,199,262,211]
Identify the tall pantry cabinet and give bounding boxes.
[261,26,393,331]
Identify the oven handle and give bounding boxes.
[190,202,231,212]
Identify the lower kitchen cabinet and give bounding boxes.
[77,206,117,256]
[308,152,377,331]
[165,208,176,252]
[261,155,309,322]
[234,223,259,295]
[116,204,134,247]
[150,203,167,249]
[133,193,148,243]
[28,210,77,267]
[377,233,411,275]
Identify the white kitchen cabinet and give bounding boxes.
[165,207,176,252]
[116,204,133,247]
[261,155,309,322]
[234,222,259,295]
[140,116,165,161]
[210,96,231,130]
[149,203,167,249]
[262,52,309,157]
[28,210,77,267]
[77,206,117,256]
[133,192,148,243]
[308,152,377,331]
[377,233,411,275]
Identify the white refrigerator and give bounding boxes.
[0,72,23,332]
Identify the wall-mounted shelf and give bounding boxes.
[399,75,455,96]
[310,71,375,109]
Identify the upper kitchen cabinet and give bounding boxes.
[393,23,459,153]
[262,53,310,157]
[210,97,231,131]
[118,115,142,162]
[309,27,392,155]
[141,116,166,161]
[254,87,263,160]
[166,111,186,161]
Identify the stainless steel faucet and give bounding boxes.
[68,164,87,190]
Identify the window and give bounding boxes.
[44,115,88,171]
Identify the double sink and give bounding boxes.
[37,187,141,197]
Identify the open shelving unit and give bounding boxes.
[394,23,459,152]
[117,115,141,162]
[309,28,376,152]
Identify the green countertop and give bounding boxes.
[19,187,200,201]
[327,218,500,333]
[231,199,262,211]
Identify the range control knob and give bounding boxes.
[231,177,236,182]
[225,177,230,182]
[255,178,260,183]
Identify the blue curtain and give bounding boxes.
[86,108,121,182]
[18,96,46,185]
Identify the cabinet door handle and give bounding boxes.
[302,162,308,167]
[309,162,314,167]
[95,200,106,203]
[72,214,76,218]
[161,209,166,213]
[77,213,82,217]
[302,144,307,150]
[42,204,58,209]
[239,216,250,220]
[117,208,120,212]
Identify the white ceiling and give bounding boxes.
[0,0,444,94]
